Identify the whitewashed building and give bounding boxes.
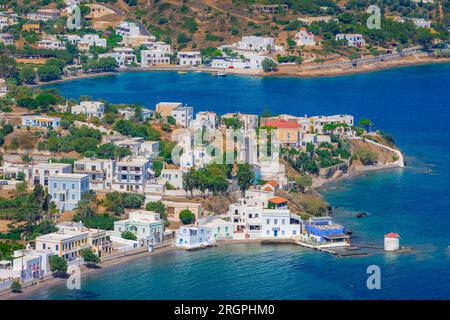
[335,34,365,47]
[74,158,116,191]
[32,163,72,187]
[99,47,136,68]
[237,36,275,52]
[49,173,90,211]
[175,226,215,249]
[178,51,201,66]
[71,101,105,119]
[190,111,218,130]
[113,210,164,245]
[22,115,61,128]
[113,137,159,159]
[38,35,66,50]
[261,209,302,239]
[0,33,13,45]
[141,48,170,66]
[113,156,151,192]
[171,106,193,127]
[205,217,233,240]
[295,29,315,46]
[116,21,141,37]
[158,168,184,189]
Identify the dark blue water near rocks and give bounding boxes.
[34,64,450,299]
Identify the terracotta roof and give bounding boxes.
[265,180,279,187]
[264,120,300,129]
[269,197,288,204]
[262,186,273,192]
[385,232,400,238]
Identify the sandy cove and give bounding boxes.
[33,55,450,87]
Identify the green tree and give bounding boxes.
[358,118,374,132]
[16,171,25,181]
[152,160,164,177]
[10,280,21,293]
[261,58,278,72]
[49,255,68,277]
[167,116,176,125]
[20,66,36,84]
[145,200,167,223]
[121,230,137,240]
[37,65,62,82]
[295,174,312,193]
[179,209,195,225]
[74,192,97,223]
[237,164,254,194]
[80,248,100,267]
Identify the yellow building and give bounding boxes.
[22,23,40,33]
[263,119,301,147]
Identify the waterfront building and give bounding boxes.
[175,226,215,249]
[211,51,268,70]
[99,47,136,68]
[295,28,315,46]
[38,35,65,50]
[384,232,400,251]
[304,217,350,245]
[141,48,170,66]
[35,227,90,261]
[112,156,151,192]
[0,33,13,45]
[27,9,61,21]
[113,210,164,245]
[335,34,365,47]
[156,102,183,117]
[49,173,90,211]
[158,168,184,189]
[32,163,72,187]
[237,36,275,53]
[205,217,234,240]
[71,100,105,119]
[21,115,61,128]
[74,158,116,191]
[56,222,112,257]
[0,249,50,286]
[261,209,302,239]
[178,51,201,66]
[171,105,193,127]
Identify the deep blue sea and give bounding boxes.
[35,64,450,299]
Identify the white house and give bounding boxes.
[116,21,141,37]
[27,9,60,21]
[113,137,159,159]
[49,173,89,211]
[22,115,61,128]
[113,156,151,192]
[190,111,218,130]
[74,158,116,191]
[38,35,66,50]
[99,47,136,68]
[178,51,201,66]
[295,29,315,46]
[0,33,13,45]
[0,78,8,97]
[0,16,17,30]
[141,108,155,121]
[335,33,365,47]
[310,114,354,134]
[237,36,275,52]
[141,49,170,66]
[171,106,193,127]
[261,209,302,239]
[412,18,431,28]
[175,226,215,249]
[221,112,259,131]
[113,210,164,245]
[158,168,184,189]
[205,217,233,240]
[71,101,105,119]
[32,162,72,187]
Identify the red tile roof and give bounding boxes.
[269,197,288,204]
[385,232,400,238]
[264,120,300,129]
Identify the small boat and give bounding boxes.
[356,212,368,218]
[216,71,227,77]
[177,71,188,74]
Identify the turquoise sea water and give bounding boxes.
[34,64,450,299]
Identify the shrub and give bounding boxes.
[179,209,195,225]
